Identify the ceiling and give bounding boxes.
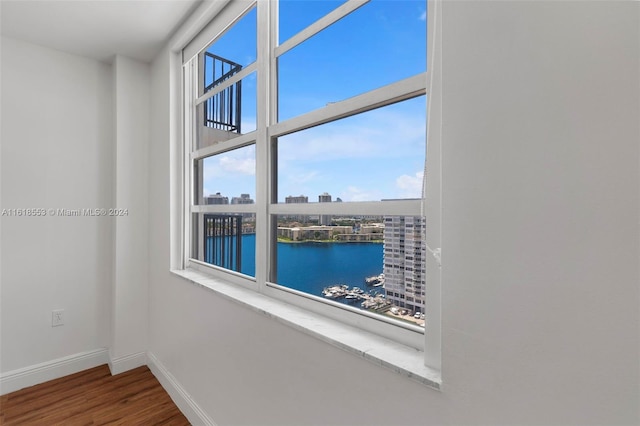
[0,0,202,63]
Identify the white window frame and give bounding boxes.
[179,0,442,373]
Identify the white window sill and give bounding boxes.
[171,268,441,389]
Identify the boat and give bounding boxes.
[322,284,349,299]
[360,294,388,310]
[365,274,385,286]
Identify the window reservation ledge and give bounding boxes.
[171,268,441,389]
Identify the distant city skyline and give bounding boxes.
[204,192,255,205]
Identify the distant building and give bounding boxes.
[231,193,254,204]
[334,233,382,242]
[318,192,332,203]
[231,194,255,220]
[353,215,384,221]
[278,225,352,241]
[383,216,426,314]
[285,195,308,204]
[205,192,229,205]
[285,195,308,222]
[318,192,332,225]
[360,223,384,235]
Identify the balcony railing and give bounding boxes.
[203,214,243,272]
[203,52,242,133]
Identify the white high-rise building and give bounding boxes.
[383,216,426,314]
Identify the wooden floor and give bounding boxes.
[0,365,190,425]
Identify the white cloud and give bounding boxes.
[278,170,322,200]
[203,146,256,178]
[419,10,426,21]
[201,147,257,198]
[290,170,320,184]
[340,186,383,203]
[272,98,426,201]
[218,156,255,175]
[396,171,424,198]
[277,105,426,164]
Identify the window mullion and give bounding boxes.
[254,0,271,293]
[270,199,423,217]
[194,61,258,106]
[274,0,369,58]
[190,131,257,161]
[270,73,427,138]
[425,0,442,372]
[192,204,257,214]
[183,60,196,269]
[267,0,280,288]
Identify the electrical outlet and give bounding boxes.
[52,309,64,327]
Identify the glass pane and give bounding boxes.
[278,0,427,121]
[196,72,257,150]
[194,145,256,206]
[273,214,425,325]
[201,7,256,95]
[276,96,425,203]
[191,213,256,278]
[278,0,347,44]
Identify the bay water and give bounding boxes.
[210,234,384,299]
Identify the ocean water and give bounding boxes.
[207,234,384,298]
[276,239,384,297]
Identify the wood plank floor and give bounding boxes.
[0,365,190,425]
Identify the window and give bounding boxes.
[277,0,426,121]
[183,0,431,351]
[185,3,258,283]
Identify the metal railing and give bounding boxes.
[203,214,243,272]
[203,52,242,133]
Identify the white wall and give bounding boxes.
[148,1,639,425]
[0,39,151,386]
[440,1,638,424]
[0,37,112,373]
[109,55,150,371]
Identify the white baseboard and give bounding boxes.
[0,348,109,395]
[108,351,147,375]
[147,351,217,426]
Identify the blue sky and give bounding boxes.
[202,0,427,203]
